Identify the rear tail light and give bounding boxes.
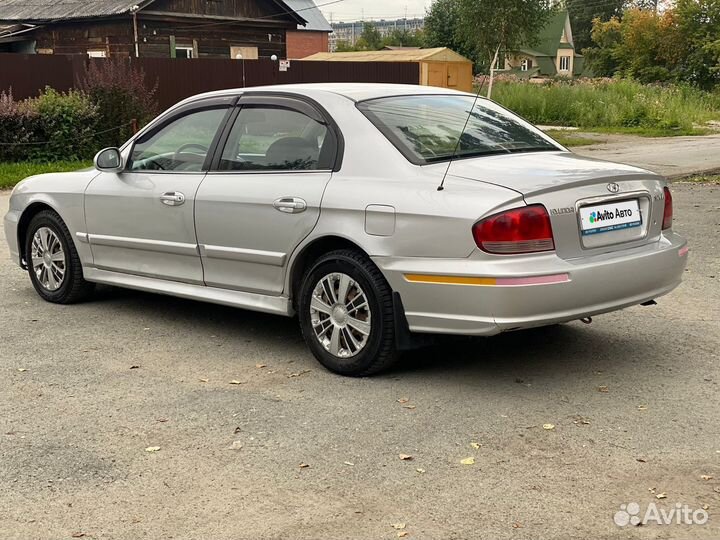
[662,186,673,230]
[472,205,555,255]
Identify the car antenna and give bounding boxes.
[437,75,487,192]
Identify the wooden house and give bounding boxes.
[0,0,324,60]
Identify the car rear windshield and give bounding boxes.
[357,95,560,165]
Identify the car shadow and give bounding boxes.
[90,284,302,339]
[90,285,652,381]
[391,322,651,383]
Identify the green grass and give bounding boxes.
[491,79,720,136]
[676,174,720,185]
[0,161,93,190]
[588,126,713,137]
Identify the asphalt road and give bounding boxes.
[1,184,719,540]
[574,134,720,178]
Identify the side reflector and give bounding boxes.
[404,273,570,287]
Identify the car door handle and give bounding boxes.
[273,197,307,214]
[160,192,186,206]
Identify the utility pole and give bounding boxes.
[130,4,140,58]
[235,53,246,87]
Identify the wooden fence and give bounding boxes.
[0,54,420,110]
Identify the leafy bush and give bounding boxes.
[0,59,158,163]
[78,58,159,148]
[0,90,38,162]
[28,88,100,161]
[491,78,720,134]
[0,88,99,162]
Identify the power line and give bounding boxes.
[0,120,135,146]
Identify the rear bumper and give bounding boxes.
[374,232,688,336]
[3,208,21,266]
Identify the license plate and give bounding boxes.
[579,199,642,236]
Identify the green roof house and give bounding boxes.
[502,10,584,78]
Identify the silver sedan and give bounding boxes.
[4,83,688,376]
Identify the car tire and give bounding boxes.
[24,210,94,304]
[298,249,398,377]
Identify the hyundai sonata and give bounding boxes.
[3,83,688,376]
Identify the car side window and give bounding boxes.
[218,105,331,172]
[129,107,228,172]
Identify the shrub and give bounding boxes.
[0,90,38,162]
[0,88,99,162]
[78,58,159,148]
[0,60,159,163]
[28,88,100,161]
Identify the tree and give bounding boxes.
[674,0,720,89]
[454,0,556,96]
[383,29,425,48]
[620,8,680,82]
[583,2,720,88]
[334,40,356,52]
[424,0,477,61]
[567,0,626,51]
[355,22,383,51]
[335,24,424,53]
[585,10,678,82]
[568,0,666,52]
[584,16,624,77]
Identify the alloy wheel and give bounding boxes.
[309,272,372,358]
[31,227,66,291]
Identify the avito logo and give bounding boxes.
[589,208,634,225]
[614,502,709,527]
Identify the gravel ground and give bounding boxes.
[573,134,720,178]
[0,183,719,540]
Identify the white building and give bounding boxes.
[330,18,424,51]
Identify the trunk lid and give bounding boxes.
[449,152,667,260]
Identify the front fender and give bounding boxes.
[8,170,99,268]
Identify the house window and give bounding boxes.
[230,46,259,60]
[521,59,532,71]
[176,46,194,59]
[560,56,570,72]
[87,50,107,58]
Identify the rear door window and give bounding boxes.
[218,105,332,172]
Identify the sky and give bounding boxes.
[318,0,433,23]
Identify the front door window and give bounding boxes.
[129,107,228,172]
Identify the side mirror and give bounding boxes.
[94,148,124,173]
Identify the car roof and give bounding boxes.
[185,83,474,105]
